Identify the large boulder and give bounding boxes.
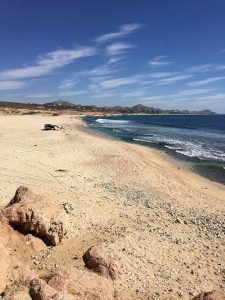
[1,186,67,246]
[193,291,225,300]
[83,245,122,280]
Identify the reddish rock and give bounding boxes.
[193,291,225,300]
[1,186,67,246]
[25,234,46,252]
[29,278,60,300]
[48,267,115,299]
[83,245,122,280]
[0,220,33,294]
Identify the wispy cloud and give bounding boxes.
[148,72,175,78]
[59,79,80,90]
[27,93,53,98]
[149,56,174,67]
[121,91,146,98]
[0,80,27,90]
[58,90,86,96]
[108,56,125,64]
[140,88,217,102]
[89,75,140,90]
[193,93,225,101]
[0,47,97,80]
[187,76,225,87]
[76,64,118,78]
[91,93,114,99]
[186,64,225,73]
[105,42,135,56]
[95,23,142,43]
[156,74,193,85]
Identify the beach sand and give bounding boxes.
[0,114,224,299]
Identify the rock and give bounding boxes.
[0,220,33,294]
[48,267,115,299]
[193,291,225,300]
[1,186,67,246]
[83,245,122,280]
[0,244,12,294]
[25,234,46,252]
[29,278,60,300]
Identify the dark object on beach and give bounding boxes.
[192,291,225,300]
[44,124,63,130]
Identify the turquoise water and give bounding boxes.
[83,115,225,185]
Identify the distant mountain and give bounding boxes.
[196,109,217,115]
[0,100,217,115]
[43,100,77,108]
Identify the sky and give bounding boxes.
[0,0,225,112]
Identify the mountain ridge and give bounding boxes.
[0,100,217,115]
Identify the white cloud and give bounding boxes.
[0,47,97,80]
[105,42,134,56]
[76,64,118,78]
[58,90,86,96]
[148,72,175,78]
[27,93,53,98]
[140,80,155,85]
[90,76,140,90]
[141,88,214,102]
[149,56,174,67]
[193,93,225,101]
[0,80,27,90]
[156,74,193,85]
[95,23,142,43]
[108,56,125,64]
[121,91,146,98]
[176,88,216,97]
[186,64,225,73]
[59,79,80,90]
[187,76,225,87]
[91,93,114,98]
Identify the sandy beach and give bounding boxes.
[0,114,224,299]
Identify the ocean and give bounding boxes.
[83,114,225,185]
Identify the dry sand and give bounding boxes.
[0,114,224,299]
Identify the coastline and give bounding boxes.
[81,116,225,201]
[0,114,224,299]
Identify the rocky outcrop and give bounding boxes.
[193,291,225,300]
[1,186,67,246]
[83,245,122,280]
[3,267,121,300]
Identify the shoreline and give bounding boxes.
[0,114,224,299]
[80,116,225,202]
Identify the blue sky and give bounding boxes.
[0,0,225,112]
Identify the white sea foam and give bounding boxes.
[96,118,129,124]
[133,135,225,162]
